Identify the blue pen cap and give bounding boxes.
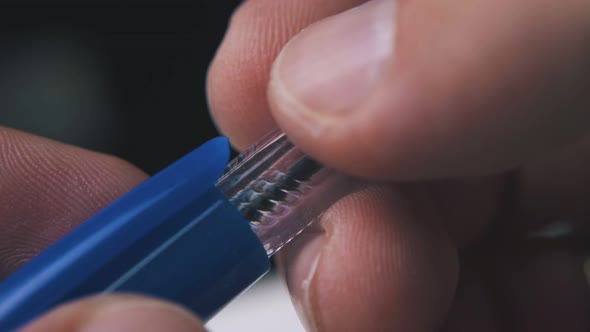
[0,137,270,330]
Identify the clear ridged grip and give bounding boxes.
[215,129,358,256]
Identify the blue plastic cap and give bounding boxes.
[0,137,270,330]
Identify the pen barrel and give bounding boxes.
[100,187,270,321]
[0,137,269,330]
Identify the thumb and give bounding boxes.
[268,0,590,179]
[19,295,206,332]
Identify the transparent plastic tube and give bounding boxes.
[215,129,358,256]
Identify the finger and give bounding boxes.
[267,0,590,179]
[0,127,147,277]
[207,0,369,150]
[19,295,206,332]
[277,186,459,331]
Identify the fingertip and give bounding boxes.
[279,231,326,332]
[0,127,148,277]
[206,0,373,151]
[279,186,459,331]
[268,0,590,180]
[20,295,206,332]
[206,0,284,150]
[206,42,277,150]
[267,0,402,180]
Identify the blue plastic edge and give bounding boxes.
[0,136,270,330]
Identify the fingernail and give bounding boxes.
[284,232,326,332]
[271,0,397,115]
[80,298,203,332]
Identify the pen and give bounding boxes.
[0,129,357,330]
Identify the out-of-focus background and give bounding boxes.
[1,3,235,172]
[0,3,303,331]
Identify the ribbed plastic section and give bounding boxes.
[216,130,357,256]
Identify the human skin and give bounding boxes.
[0,127,206,332]
[5,0,590,331]
[207,0,590,331]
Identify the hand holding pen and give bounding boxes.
[4,0,590,331]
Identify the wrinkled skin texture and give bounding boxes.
[208,0,590,331]
[3,0,590,331]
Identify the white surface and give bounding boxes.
[207,272,305,332]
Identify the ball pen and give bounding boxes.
[0,129,357,330]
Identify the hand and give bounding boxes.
[207,0,590,331]
[0,128,206,332]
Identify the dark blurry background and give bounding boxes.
[0,2,242,174]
